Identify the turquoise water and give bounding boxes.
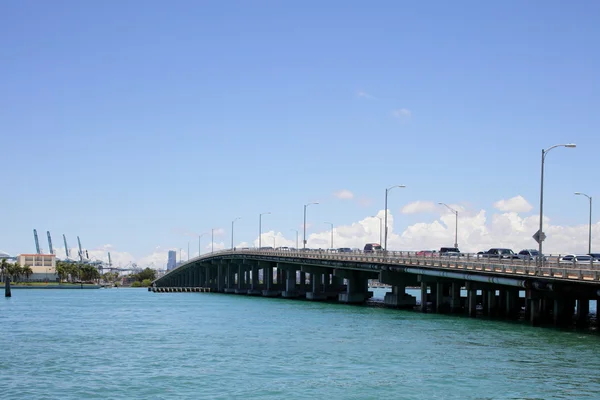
[2,289,600,399]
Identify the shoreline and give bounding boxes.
[8,284,102,289]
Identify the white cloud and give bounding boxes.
[493,195,533,213]
[357,90,377,100]
[242,198,598,254]
[56,197,597,272]
[392,108,411,118]
[401,201,436,214]
[333,189,354,200]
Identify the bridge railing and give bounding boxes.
[162,248,600,283]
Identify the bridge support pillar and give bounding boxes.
[576,299,590,327]
[497,289,507,317]
[467,283,477,317]
[282,268,299,298]
[540,297,553,324]
[306,273,327,301]
[275,268,284,290]
[505,289,520,319]
[420,281,428,312]
[480,289,489,316]
[384,285,416,308]
[528,296,541,326]
[450,282,462,313]
[300,266,330,301]
[204,266,210,288]
[433,282,450,313]
[224,263,236,293]
[336,270,375,304]
[235,264,247,294]
[380,270,417,308]
[217,265,225,292]
[247,265,261,295]
[261,263,279,297]
[554,298,575,327]
[487,289,498,317]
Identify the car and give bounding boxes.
[479,248,520,259]
[337,247,353,253]
[364,243,383,253]
[416,250,436,257]
[439,247,461,257]
[517,249,547,261]
[559,254,598,265]
[588,253,600,261]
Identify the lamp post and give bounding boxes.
[575,192,592,254]
[303,202,319,249]
[290,229,299,250]
[324,222,334,249]
[231,217,241,250]
[198,232,208,256]
[384,185,406,252]
[438,202,459,248]
[187,241,190,261]
[259,212,271,249]
[372,215,382,245]
[538,143,576,265]
[211,228,215,253]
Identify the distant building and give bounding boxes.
[16,253,58,281]
[167,250,177,271]
[0,250,17,262]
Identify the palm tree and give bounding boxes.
[56,261,69,282]
[5,262,22,283]
[0,258,9,282]
[22,265,33,281]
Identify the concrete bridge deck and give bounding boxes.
[152,249,600,329]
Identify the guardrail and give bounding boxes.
[161,249,600,283]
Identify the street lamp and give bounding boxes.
[575,192,592,254]
[231,217,241,250]
[372,215,382,245]
[303,202,319,249]
[211,228,216,253]
[384,185,406,252]
[198,232,208,256]
[259,212,271,249]
[438,202,459,249]
[187,241,190,261]
[538,143,576,265]
[324,222,334,249]
[290,229,299,250]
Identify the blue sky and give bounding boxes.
[2,1,599,265]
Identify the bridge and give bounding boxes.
[151,249,600,328]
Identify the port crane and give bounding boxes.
[33,229,41,254]
[47,231,54,255]
[63,234,70,259]
[77,236,84,262]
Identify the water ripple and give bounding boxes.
[1,289,600,399]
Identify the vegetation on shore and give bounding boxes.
[55,260,101,282]
[130,268,156,287]
[2,258,157,287]
[1,258,33,282]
